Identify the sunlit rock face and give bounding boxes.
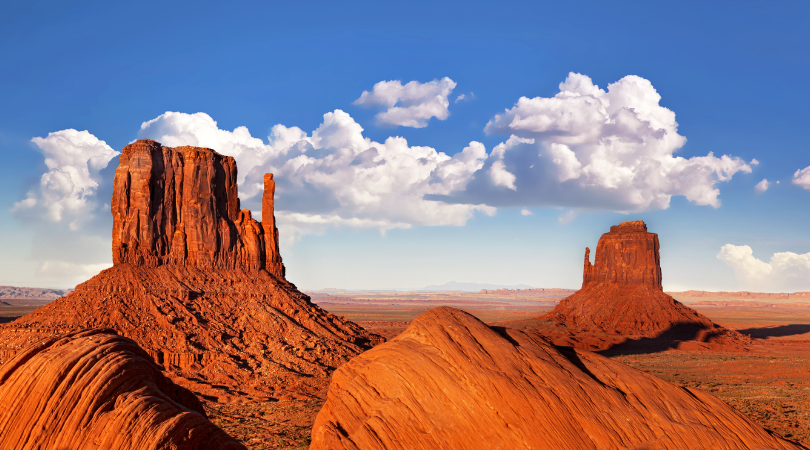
[549,220,717,337]
[0,139,382,399]
[310,307,800,450]
[111,139,284,278]
[0,329,245,450]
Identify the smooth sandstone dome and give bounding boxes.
[0,139,382,399]
[0,329,244,450]
[311,307,801,450]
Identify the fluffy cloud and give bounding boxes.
[353,77,457,128]
[438,72,751,212]
[718,244,810,292]
[12,129,119,230]
[139,110,494,238]
[794,166,810,189]
[755,179,769,192]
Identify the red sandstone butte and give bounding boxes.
[531,220,744,350]
[111,139,284,277]
[0,329,244,450]
[311,307,802,450]
[0,139,382,399]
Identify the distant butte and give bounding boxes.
[509,220,748,351]
[0,139,382,400]
[311,307,800,450]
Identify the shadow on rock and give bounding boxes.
[738,324,810,339]
[598,322,722,357]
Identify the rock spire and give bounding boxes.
[582,220,662,288]
[0,139,381,399]
[111,139,284,277]
[534,220,744,350]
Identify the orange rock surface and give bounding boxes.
[535,221,744,350]
[112,139,284,277]
[0,139,382,399]
[0,329,244,450]
[311,307,802,450]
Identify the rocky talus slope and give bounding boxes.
[311,307,803,450]
[0,139,382,399]
[0,329,245,450]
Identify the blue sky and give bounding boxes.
[1,1,809,291]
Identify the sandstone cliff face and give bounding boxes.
[0,329,244,450]
[112,139,284,277]
[540,220,740,349]
[582,220,662,287]
[0,139,381,399]
[311,307,801,450]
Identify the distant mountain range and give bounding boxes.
[0,285,71,305]
[419,281,535,292]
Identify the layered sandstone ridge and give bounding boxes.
[0,140,382,398]
[542,221,733,347]
[112,139,283,277]
[0,329,244,450]
[311,307,801,450]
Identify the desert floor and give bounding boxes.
[3,291,810,449]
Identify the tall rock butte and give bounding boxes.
[311,307,800,450]
[111,141,284,277]
[0,139,382,399]
[520,221,744,351]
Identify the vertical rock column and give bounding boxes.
[581,220,662,289]
[262,174,285,278]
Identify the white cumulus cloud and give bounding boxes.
[12,129,119,229]
[138,110,494,238]
[794,166,810,189]
[353,77,457,128]
[444,72,752,212]
[717,244,810,292]
[755,178,769,192]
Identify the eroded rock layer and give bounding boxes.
[112,139,284,277]
[537,220,743,350]
[311,307,802,450]
[0,140,382,398]
[0,329,244,450]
